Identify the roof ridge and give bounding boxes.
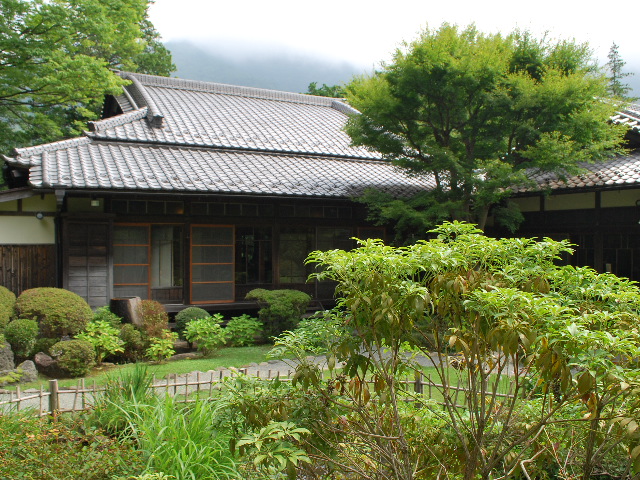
[88,107,149,133]
[120,73,164,128]
[120,71,349,109]
[11,136,91,160]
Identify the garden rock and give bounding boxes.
[34,352,63,377]
[0,341,14,371]
[16,360,38,382]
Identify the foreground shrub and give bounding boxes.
[3,318,38,359]
[76,320,125,364]
[137,300,169,338]
[175,306,209,340]
[0,412,144,479]
[14,287,92,338]
[50,339,95,377]
[0,285,15,330]
[226,314,263,347]
[245,289,311,337]
[184,314,228,356]
[120,323,147,362]
[33,337,58,355]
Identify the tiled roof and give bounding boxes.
[88,72,377,159]
[21,141,431,198]
[612,104,640,132]
[513,149,640,193]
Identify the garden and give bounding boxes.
[1,222,640,479]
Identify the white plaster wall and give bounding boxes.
[601,189,640,208]
[545,193,595,211]
[0,217,55,244]
[511,196,540,212]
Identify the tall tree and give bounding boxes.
[345,25,627,243]
[606,42,634,99]
[0,0,174,154]
[306,82,346,98]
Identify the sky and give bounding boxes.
[148,0,640,93]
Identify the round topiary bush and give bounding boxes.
[50,339,95,377]
[175,307,209,340]
[4,318,38,359]
[0,286,16,331]
[14,288,93,338]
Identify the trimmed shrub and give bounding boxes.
[51,339,95,377]
[4,318,38,359]
[14,288,92,338]
[246,289,311,337]
[184,314,228,356]
[226,314,263,346]
[33,337,58,356]
[119,324,147,362]
[0,286,15,331]
[92,306,123,329]
[136,300,169,338]
[175,306,209,340]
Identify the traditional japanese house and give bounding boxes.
[496,104,640,280]
[0,72,430,310]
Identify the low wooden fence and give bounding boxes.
[0,368,514,417]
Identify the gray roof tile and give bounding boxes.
[513,149,640,193]
[26,141,431,198]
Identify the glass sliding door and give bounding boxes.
[113,224,184,303]
[190,225,234,303]
[113,225,151,299]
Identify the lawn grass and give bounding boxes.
[6,344,273,391]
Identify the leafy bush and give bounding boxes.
[145,330,177,362]
[14,287,92,338]
[92,306,122,329]
[136,299,169,338]
[0,285,15,330]
[3,318,38,359]
[50,339,95,377]
[0,412,144,479]
[246,289,311,337]
[76,320,124,364]
[120,323,147,362]
[184,314,228,356]
[226,314,263,347]
[175,306,209,340]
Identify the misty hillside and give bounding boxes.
[166,40,365,93]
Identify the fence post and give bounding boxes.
[413,372,423,395]
[49,379,59,420]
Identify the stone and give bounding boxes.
[17,360,38,383]
[34,352,62,377]
[0,341,14,371]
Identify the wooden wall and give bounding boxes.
[0,245,56,295]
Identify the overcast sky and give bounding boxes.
[149,0,639,90]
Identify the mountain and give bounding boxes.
[165,40,366,93]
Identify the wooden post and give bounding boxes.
[49,379,59,420]
[414,372,423,395]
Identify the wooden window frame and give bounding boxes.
[190,224,235,304]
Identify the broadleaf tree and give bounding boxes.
[0,0,174,156]
[345,24,627,242]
